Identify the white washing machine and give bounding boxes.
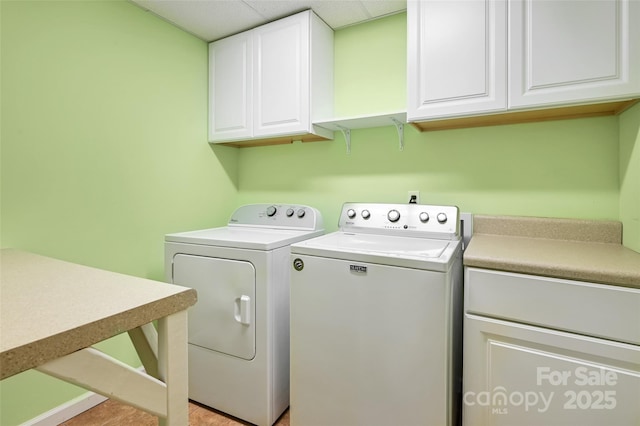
[164,204,323,426]
[290,202,463,426]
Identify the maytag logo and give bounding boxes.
[293,258,304,272]
[350,265,367,273]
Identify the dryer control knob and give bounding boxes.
[347,209,357,219]
[361,210,371,219]
[286,208,295,217]
[297,209,306,218]
[419,212,430,223]
[437,212,448,224]
[387,209,401,222]
[266,206,277,217]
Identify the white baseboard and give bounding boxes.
[22,392,108,426]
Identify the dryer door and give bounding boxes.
[172,254,256,360]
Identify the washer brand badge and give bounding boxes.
[293,258,304,271]
[350,265,367,273]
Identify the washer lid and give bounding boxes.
[166,227,324,251]
[291,232,461,272]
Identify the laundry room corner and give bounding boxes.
[209,143,241,194]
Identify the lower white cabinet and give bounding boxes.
[463,268,640,426]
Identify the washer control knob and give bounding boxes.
[419,212,430,223]
[266,206,277,217]
[361,210,371,219]
[437,212,448,224]
[286,208,295,217]
[297,209,306,218]
[387,209,401,222]
[347,209,357,219]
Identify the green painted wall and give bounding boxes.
[334,12,406,117]
[237,117,620,232]
[619,103,640,251]
[0,1,238,424]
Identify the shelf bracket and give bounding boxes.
[336,125,352,155]
[390,117,404,151]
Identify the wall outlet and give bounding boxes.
[408,190,420,204]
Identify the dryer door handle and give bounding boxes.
[234,295,251,325]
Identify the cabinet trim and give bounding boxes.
[216,132,331,148]
[410,98,639,132]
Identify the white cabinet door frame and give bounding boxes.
[253,13,310,137]
[509,0,640,108]
[463,314,640,426]
[208,32,253,142]
[407,0,507,120]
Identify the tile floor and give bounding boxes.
[60,399,290,426]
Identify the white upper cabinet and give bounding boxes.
[408,0,640,124]
[253,14,310,137]
[209,32,253,141]
[209,10,333,145]
[509,0,640,108]
[407,0,507,120]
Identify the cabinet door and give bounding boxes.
[208,32,252,142]
[463,314,640,426]
[509,0,640,109]
[407,0,507,120]
[253,12,310,137]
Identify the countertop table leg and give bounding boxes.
[35,309,191,424]
[158,309,189,426]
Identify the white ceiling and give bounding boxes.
[130,0,407,42]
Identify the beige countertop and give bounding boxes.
[0,249,197,380]
[463,215,640,289]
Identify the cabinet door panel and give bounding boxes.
[509,0,640,108]
[407,0,507,120]
[465,268,640,345]
[254,14,310,136]
[208,33,252,142]
[464,315,640,426]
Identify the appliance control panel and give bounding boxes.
[228,204,323,231]
[339,203,459,239]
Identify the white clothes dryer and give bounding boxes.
[165,204,323,426]
[290,203,463,426]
